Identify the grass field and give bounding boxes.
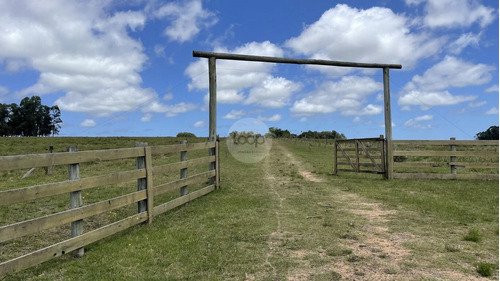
[1,137,498,280]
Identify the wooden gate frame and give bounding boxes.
[193,51,402,179]
[334,136,386,175]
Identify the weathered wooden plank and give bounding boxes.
[0,190,147,243]
[393,162,498,169]
[0,169,146,206]
[67,146,83,257]
[179,140,188,196]
[215,139,220,189]
[153,184,215,217]
[0,212,148,278]
[152,156,215,175]
[144,146,154,224]
[357,140,383,172]
[393,151,497,157]
[393,173,499,180]
[337,162,382,167]
[337,169,384,174]
[393,140,499,146]
[150,142,215,155]
[0,147,144,171]
[193,51,402,69]
[154,170,215,196]
[336,143,356,171]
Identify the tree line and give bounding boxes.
[0,96,62,137]
[267,127,346,140]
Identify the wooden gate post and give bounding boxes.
[334,140,338,175]
[450,137,456,175]
[208,56,217,185]
[383,67,394,179]
[67,146,84,257]
[135,142,148,214]
[180,140,188,196]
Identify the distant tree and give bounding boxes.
[176,132,196,138]
[475,126,499,140]
[1,96,62,136]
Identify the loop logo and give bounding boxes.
[226,118,272,163]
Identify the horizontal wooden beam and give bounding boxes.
[0,169,146,206]
[394,162,499,169]
[152,156,215,175]
[393,140,499,146]
[150,142,215,155]
[0,190,147,243]
[393,173,498,180]
[193,51,402,69]
[154,170,216,196]
[0,212,148,278]
[393,150,498,158]
[153,184,215,217]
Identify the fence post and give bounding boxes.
[450,137,456,175]
[355,140,360,172]
[68,146,84,257]
[136,142,148,215]
[144,146,154,224]
[215,136,220,189]
[45,146,53,175]
[334,140,338,175]
[180,140,188,196]
[379,135,386,176]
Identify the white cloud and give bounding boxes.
[163,93,174,101]
[290,76,382,116]
[404,56,494,92]
[285,4,444,71]
[185,41,285,104]
[80,119,97,127]
[404,115,433,129]
[244,76,302,108]
[485,85,499,93]
[399,56,493,109]
[154,44,166,57]
[469,101,487,108]
[0,86,8,98]
[193,120,205,128]
[414,0,496,28]
[154,0,217,43]
[258,114,282,122]
[223,109,246,120]
[0,0,164,117]
[448,33,481,54]
[399,90,476,109]
[485,107,499,115]
[142,101,198,117]
[141,113,152,122]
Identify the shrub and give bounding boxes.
[476,262,495,277]
[463,228,481,242]
[176,132,196,138]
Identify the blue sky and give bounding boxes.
[0,0,498,140]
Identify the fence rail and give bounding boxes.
[392,139,498,180]
[0,140,219,278]
[334,137,386,175]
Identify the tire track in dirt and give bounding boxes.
[262,143,489,281]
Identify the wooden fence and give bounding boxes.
[0,140,220,278]
[334,137,385,175]
[392,139,498,180]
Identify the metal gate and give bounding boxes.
[334,136,386,175]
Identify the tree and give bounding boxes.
[475,126,499,140]
[1,96,62,137]
[176,132,196,138]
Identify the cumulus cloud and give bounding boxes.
[223,110,246,120]
[448,33,481,54]
[244,76,302,108]
[80,119,97,127]
[399,56,494,109]
[485,107,499,115]
[185,41,285,104]
[154,0,217,43]
[193,120,205,128]
[404,115,433,129]
[290,76,382,116]
[142,101,198,117]
[409,0,496,28]
[258,114,282,122]
[404,56,494,92]
[485,85,499,93]
[0,0,163,117]
[399,90,476,109]
[285,4,444,71]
